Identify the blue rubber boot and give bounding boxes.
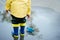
[20,26,25,40]
[11,32,18,40]
[11,27,18,39]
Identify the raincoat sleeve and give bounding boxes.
[27,0,31,16]
[5,0,12,10]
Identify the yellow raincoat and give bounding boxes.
[5,0,31,18]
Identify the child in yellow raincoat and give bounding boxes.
[5,0,31,40]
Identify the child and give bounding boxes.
[5,0,31,40]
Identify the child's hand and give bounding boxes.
[6,10,9,14]
[27,15,30,18]
[27,15,31,21]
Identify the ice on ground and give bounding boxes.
[0,7,60,40]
